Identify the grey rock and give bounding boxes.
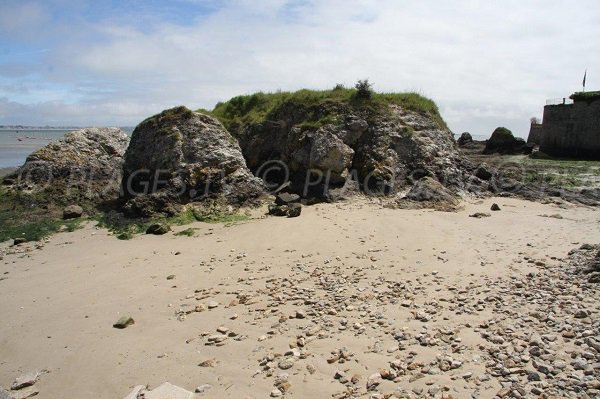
[62,205,83,219]
[11,370,45,390]
[457,132,473,146]
[7,128,129,207]
[275,192,300,206]
[404,177,459,209]
[233,103,464,201]
[122,107,264,216]
[286,203,302,218]
[484,127,528,155]
[475,163,493,180]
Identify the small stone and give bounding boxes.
[490,203,501,211]
[366,373,381,391]
[286,203,302,218]
[146,223,171,235]
[275,192,301,206]
[195,304,206,312]
[295,309,306,319]
[278,358,294,370]
[195,384,212,394]
[571,358,588,370]
[527,371,541,381]
[469,212,491,218]
[11,370,44,390]
[270,389,282,397]
[198,359,217,367]
[12,237,27,246]
[63,205,84,219]
[113,316,134,329]
[208,301,219,309]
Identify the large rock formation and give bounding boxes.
[121,106,264,216]
[227,99,467,200]
[4,128,129,207]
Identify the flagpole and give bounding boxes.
[583,69,587,92]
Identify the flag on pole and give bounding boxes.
[583,69,587,91]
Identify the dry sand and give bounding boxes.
[0,197,598,398]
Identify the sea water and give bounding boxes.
[0,128,133,168]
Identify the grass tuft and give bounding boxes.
[205,87,447,132]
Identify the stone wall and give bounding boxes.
[526,123,542,144]
[540,101,600,159]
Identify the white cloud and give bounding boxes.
[2,0,600,137]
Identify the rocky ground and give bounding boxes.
[0,196,598,398]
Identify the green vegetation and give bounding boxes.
[354,79,373,100]
[140,105,194,129]
[191,207,251,224]
[0,215,82,243]
[175,228,196,237]
[570,91,600,102]
[0,185,83,242]
[480,155,600,190]
[95,207,250,240]
[205,83,447,132]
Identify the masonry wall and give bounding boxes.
[540,101,600,159]
[527,123,542,144]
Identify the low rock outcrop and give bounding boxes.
[4,128,129,208]
[217,92,469,202]
[457,132,473,146]
[121,106,264,216]
[484,127,529,155]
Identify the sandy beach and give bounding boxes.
[0,196,598,398]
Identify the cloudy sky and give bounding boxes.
[0,0,598,137]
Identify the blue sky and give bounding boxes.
[1,0,599,137]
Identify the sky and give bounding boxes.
[0,0,598,137]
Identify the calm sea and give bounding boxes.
[0,128,133,169]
